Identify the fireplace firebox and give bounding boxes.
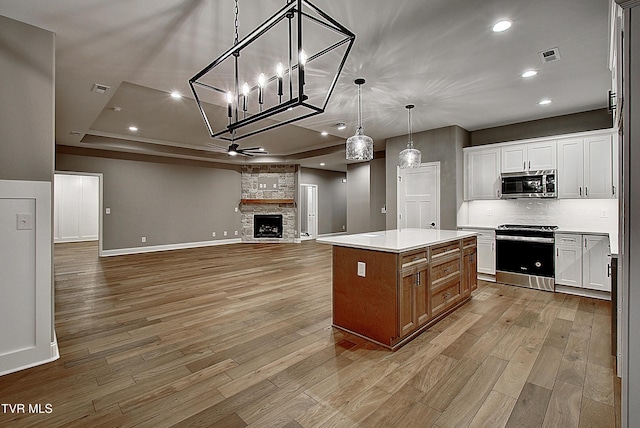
[254,214,283,238]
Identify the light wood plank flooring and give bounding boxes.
[0,241,621,427]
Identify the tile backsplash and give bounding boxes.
[460,199,618,233]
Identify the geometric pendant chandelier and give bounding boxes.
[189,0,355,142]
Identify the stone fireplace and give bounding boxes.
[240,165,297,243]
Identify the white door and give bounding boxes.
[557,138,584,199]
[465,148,501,200]
[555,234,583,287]
[584,135,613,199]
[54,174,99,243]
[398,162,440,229]
[527,141,557,170]
[300,184,317,239]
[583,235,611,292]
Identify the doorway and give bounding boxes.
[397,162,440,229]
[300,184,318,240]
[54,172,103,255]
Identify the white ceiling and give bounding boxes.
[0,0,612,171]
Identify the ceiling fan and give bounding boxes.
[204,142,268,157]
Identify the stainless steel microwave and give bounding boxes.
[500,170,556,198]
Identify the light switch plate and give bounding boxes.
[105,207,111,214]
[16,213,33,230]
[357,261,366,277]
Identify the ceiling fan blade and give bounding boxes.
[238,151,254,157]
[239,147,263,151]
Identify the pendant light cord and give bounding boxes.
[408,107,413,148]
[357,83,362,132]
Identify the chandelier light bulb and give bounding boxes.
[226,91,234,118]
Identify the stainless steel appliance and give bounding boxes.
[500,170,556,198]
[495,224,558,291]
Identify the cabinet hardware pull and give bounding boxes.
[608,264,611,278]
[528,160,531,169]
[579,187,582,196]
[613,185,616,196]
[557,248,559,257]
[523,161,526,170]
[415,273,420,286]
[585,238,587,248]
[586,187,589,196]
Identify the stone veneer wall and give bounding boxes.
[241,165,297,243]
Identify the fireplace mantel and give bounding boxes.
[240,198,295,205]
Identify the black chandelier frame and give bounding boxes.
[189,0,355,142]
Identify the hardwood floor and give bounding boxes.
[0,240,620,427]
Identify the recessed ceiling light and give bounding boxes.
[492,20,512,32]
[538,99,552,105]
[129,126,138,131]
[170,91,182,99]
[336,122,346,130]
[521,70,538,78]
[321,131,329,136]
[320,163,326,166]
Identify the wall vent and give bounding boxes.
[538,47,561,64]
[92,83,110,94]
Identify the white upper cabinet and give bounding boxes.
[557,133,613,199]
[501,141,557,173]
[584,135,613,199]
[464,147,501,200]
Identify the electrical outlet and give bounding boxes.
[234,230,238,236]
[342,225,346,230]
[212,232,216,237]
[487,208,493,216]
[141,236,146,243]
[224,231,227,236]
[601,209,608,218]
[105,207,111,214]
[234,207,238,212]
[357,262,366,277]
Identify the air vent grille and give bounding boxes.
[538,47,561,64]
[92,83,110,94]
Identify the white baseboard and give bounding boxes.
[0,339,60,377]
[317,232,347,238]
[555,284,611,301]
[101,238,242,257]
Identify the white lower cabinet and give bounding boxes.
[462,229,495,277]
[555,233,611,297]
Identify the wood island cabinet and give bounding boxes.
[325,231,477,350]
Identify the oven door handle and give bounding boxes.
[495,235,555,244]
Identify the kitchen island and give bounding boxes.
[317,229,478,350]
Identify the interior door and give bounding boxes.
[397,163,440,229]
[299,184,317,239]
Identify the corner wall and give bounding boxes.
[386,126,469,231]
[299,168,347,234]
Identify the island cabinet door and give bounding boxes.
[399,264,429,338]
[462,237,478,297]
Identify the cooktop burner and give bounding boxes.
[497,224,559,232]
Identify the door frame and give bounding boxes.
[299,183,318,240]
[54,171,104,257]
[396,162,440,229]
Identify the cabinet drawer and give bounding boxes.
[556,234,581,246]
[431,280,461,316]
[430,241,461,261]
[431,257,461,287]
[463,236,477,249]
[401,250,428,268]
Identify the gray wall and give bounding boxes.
[470,108,612,146]
[299,167,347,235]
[370,158,387,231]
[346,162,371,234]
[386,125,469,231]
[56,150,242,251]
[0,15,55,182]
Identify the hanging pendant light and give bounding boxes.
[346,78,374,161]
[399,104,421,168]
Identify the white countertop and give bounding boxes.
[316,229,477,253]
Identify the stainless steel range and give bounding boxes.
[495,224,558,291]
